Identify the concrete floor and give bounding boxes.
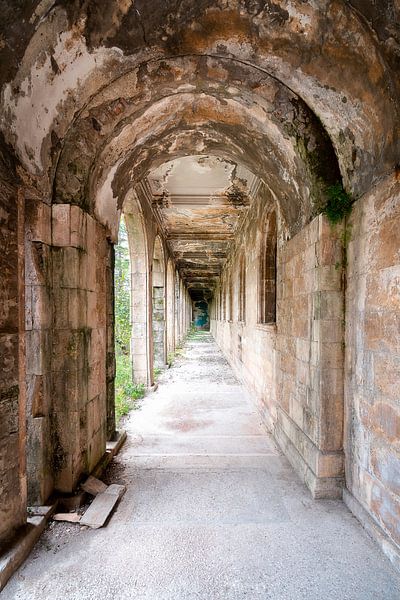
[3,332,400,599]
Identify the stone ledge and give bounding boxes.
[0,431,127,591]
[274,421,344,499]
[0,508,54,591]
[92,429,127,479]
[277,406,344,478]
[343,488,400,573]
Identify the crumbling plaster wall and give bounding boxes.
[1,1,398,203]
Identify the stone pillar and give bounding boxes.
[25,196,53,504]
[0,162,26,543]
[152,267,165,368]
[125,211,149,386]
[275,215,345,498]
[51,205,107,493]
[175,275,180,344]
[166,262,175,355]
[106,242,116,440]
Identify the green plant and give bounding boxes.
[115,217,131,356]
[322,182,353,224]
[114,354,145,423]
[153,366,162,381]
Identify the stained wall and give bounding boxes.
[0,140,26,544]
[344,176,400,556]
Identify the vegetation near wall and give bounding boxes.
[115,218,144,422]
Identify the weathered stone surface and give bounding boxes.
[0,0,399,574]
[0,136,26,545]
[80,484,126,529]
[345,176,400,550]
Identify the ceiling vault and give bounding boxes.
[141,155,260,298]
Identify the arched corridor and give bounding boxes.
[0,0,400,596]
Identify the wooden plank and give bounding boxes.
[81,476,107,496]
[53,513,81,523]
[80,485,126,529]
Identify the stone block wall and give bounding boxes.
[0,154,26,544]
[50,205,108,493]
[212,190,345,498]
[106,242,116,440]
[211,187,279,430]
[25,196,53,504]
[274,216,345,498]
[344,176,400,554]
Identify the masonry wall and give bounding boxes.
[0,144,26,544]
[211,186,278,429]
[344,176,400,556]
[50,205,108,493]
[25,195,53,504]
[274,216,345,498]
[212,188,345,498]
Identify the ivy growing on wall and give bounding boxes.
[322,182,353,224]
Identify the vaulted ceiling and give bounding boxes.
[0,0,398,306]
[145,155,260,298]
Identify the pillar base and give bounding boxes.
[274,411,344,499]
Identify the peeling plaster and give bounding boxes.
[95,161,122,241]
[1,8,128,174]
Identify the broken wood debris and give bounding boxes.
[52,513,81,523]
[52,478,126,529]
[81,476,108,496]
[79,485,126,529]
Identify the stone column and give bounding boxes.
[106,242,116,439]
[275,215,345,498]
[51,205,107,493]
[25,196,53,504]
[0,168,26,543]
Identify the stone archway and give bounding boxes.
[166,259,176,357]
[124,191,151,386]
[152,236,166,371]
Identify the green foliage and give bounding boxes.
[114,218,145,424]
[115,354,145,423]
[322,182,353,224]
[115,217,131,356]
[153,366,163,381]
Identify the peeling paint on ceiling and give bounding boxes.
[147,155,260,295]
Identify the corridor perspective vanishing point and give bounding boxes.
[0,1,399,598]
